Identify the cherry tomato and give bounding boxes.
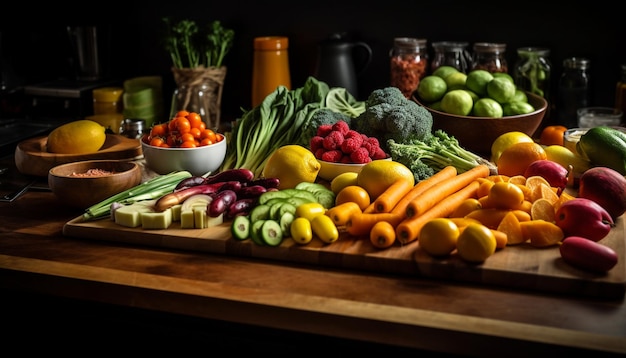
[180,132,195,143]
[180,140,197,148]
[199,138,214,146]
[187,112,203,129]
[175,110,190,118]
[149,137,165,147]
[150,123,167,138]
[189,127,202,139]
[176,117,191,134]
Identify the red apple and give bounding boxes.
[579,166,626,220]
[524,159,568,190]
[554,198,614,242]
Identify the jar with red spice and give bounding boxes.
[471,42,508,73]
[390,37,428,98]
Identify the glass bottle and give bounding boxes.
[471,42,508,73]
[513,47,551,99]
[557,57,590,128]
[615,64,626,118]
[430,41,472,74]
[390,37,428,99]
[251,36,292,108]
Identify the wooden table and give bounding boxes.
[1,154,625,356]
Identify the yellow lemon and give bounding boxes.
[262,145,321,190]
[419,218,460,257]
[46,119,107,154]
[543,144,592,178]
[330,172,359,195]
[357,160,415,200]
[456,223,497,263]
[490,131,534,163]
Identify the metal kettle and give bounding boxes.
[315,33,372,98]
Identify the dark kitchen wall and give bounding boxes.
[1,1,623,122]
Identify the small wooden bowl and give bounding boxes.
[48,160,142,209]
[415,92,548,156]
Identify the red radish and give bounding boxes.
[524,159,568,190]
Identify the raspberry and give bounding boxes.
[314,148,326,159]
[350,147,372,164]
[361,141,375,156]
[340,155,352,163]
[371,147,388,160]
[321,149,343,162]
[310,136,325,153]
[341,137,362,154]
[331,120,350,135]
[323,130,344,150]
[316,124,333,137]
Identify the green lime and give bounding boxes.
[486,77,516,104]
[465,70,494,96]
[444,72,467,91]
[473,98,503,117]
[492,72,514,83]
[441,89,473,116]
[510,89,528,103]
[432,65,460,80]
[466,89,479,103]
[502,101,535,116]
[417,75,448,103]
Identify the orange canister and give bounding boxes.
[93,86,124,115]
[251,36,292,108]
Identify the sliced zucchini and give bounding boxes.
[261,219,283,247]
[231,215,251,240]
[250,219,266,246]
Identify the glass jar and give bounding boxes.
[430,41,472,74]
[471,42,508,73]
[513,47,551,99]
[557,57,590,128]
[390,37,428,98]
[93,87,124,115]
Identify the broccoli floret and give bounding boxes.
[387,131,496,181]
[296,108,352,147]
[352,87,433,152]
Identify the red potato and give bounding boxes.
[559,236,618,273]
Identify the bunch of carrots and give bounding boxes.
[334,164,491,249]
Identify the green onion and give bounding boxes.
[82,171,193,221]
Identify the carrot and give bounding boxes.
[346,212,404,237]
[405,164,490,218]
[390,166,458,216]
[373,178,414,213]
[326,202,362,226]
[396,180,480,244]
[370,221,397,249]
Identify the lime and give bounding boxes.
[465,89,480,103]
[417,75,447,103]
[465,70,494,96]
[444,72,467,91]
[502,101,535,116]
[441,89,473,116]
[473,98,503,117]
[492,72,514,83]
[432,65,460,80]
[510,89,528,103]
[486,77,516,104]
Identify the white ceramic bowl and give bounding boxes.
[141,134,227,176]
[317,158,391,182]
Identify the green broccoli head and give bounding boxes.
[365,87,407,108]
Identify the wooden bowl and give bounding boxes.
[48,160,142,209]
[415,92,548,156]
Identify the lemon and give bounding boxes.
[432,65,459,80]
[357,160,415,200]
[490,131,534,163]
[486,77,516,104]
[444,72,467,91]
[456,223,497,263]
[46,119,106,154]
[262,145,321,190]
[330,172,359,195]
[465,69,493,96]
[417,75,447,103]
[543,144,591,177]
[441,89,473,116]
[472,98,503,117]
[419,218,460,257]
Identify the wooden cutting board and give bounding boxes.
[15,134,143,177]
[63,214,626,299]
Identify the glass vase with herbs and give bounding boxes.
[163,18,234,131]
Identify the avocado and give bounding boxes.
[577,126,626,175]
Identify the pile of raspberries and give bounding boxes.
[310,120,388,164]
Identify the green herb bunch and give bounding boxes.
[163,18,235,69]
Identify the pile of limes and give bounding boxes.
[417,66,535,118]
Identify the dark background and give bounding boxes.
[0,0,623,123]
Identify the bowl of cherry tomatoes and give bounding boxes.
[141,111,227,176]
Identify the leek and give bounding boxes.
[82,171,193,221]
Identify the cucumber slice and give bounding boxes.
[278,202,297,217]
[269,202,286,220]
[279,212,295,237]
[263,197,287,207]
[250,220,266,246]
[285,196,311,207]
[261,219,283,247]
[250,204,271,222]
[315,191,336,209]
[231,215,251,240]
[258,190,291,205]
[295,182,329,193]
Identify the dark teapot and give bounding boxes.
[315,33,372,98]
